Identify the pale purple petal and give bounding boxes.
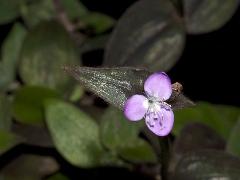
[124,95,148,121]
[144,72,172,101]
[145,105,174,136]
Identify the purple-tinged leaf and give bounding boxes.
[63,66,193,110]
[169,123,226,173]
[1,155,59,179]
[170,150,240,180]
[183,0,240,34]
[104,0,185,71]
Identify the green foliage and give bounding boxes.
[0,23,27,91]
[174,102,240,139]
[59,0,88,20]
[227,118,240,157]
[0,130,22,155]
[100,106,157,163]
[12,123,53,147]
[0,95,12,130]
[170,0,182,13]
[173,123,225,155]
[69,84,84,102]
[46,173,69,180]
[0,155,59,179]
[61,0,115,34]
[0,0,22,24]
[19,21,79,94]
[81,12,115,34]
[20,0,89,27]
[118,139,157,163]
[80,35,109,54]
[45,99,104,167]
[13,86,60,126]
[100,106,143,150]
[0,0,239,178]
[171,123,226,171]
[20,0,55,27]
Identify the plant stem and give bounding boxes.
[159,136,170,180]
[52,0,75,32]
[52,0,85,45]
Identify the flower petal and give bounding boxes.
[145,105,174,136]
[124,95,148,121]
[144,72,172,100]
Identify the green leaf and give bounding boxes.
[100,106,143,150]
[118,139,157,163]
[183,0,240,34]
[64,66,193,110]
[20,0,88,27]
[12,123,53,147]
[170,123,225,173]
[0,95,12,130]
[0,23,27,91]
[173,123,225,155]
[69,84,84,102]
[79,105,105,121]
[170,0,183,14]
[104,0,185,71]
[81,12,115,34]
[173,102,240,139]
[45,99,104,167]
[99,151,126,167]
[0,155,59,180]
[171,150,240,180]
[13,86,60,126]
[0,0,22,24]
[61,0,114,36]
[46,173,69,180]
[227,118,240,157]
[19,21,80,93]
[20,0,55,27]
[60,0,89,20]
[80,35,109,54]
[100,106,156,163]
[0,130,22,155]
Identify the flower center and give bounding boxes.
[148,100,161,113]
[147,96,162,112]
[144,96,171,128]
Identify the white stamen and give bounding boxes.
[145,96,171,119]
[143,99,149,109]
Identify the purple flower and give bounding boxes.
[124,72,174,136]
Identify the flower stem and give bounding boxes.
[159,136,170,180]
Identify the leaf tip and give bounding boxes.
[61,65,73,72]
[61,65,80,78]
